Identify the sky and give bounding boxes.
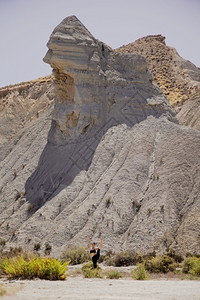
[0,0,200,87]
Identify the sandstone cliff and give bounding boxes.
[0,16,200,257]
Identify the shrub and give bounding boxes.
[27,203,35,214]
[166,249,184,263]
[106,251,143,267]
[101,250,114,264]
[0,240,6,247]
[5,247,23,258]
[0,248,41,275]
[98,254,106,263]
[183,257,200,276]
[106,270,122,279]
[13,171,17,179]
[61,245,90,265]
[15,191,22,201]
[143,251,156,260]
[0,247,37,262]
[186,252,200,258]
[185,252,192,257]
[145,255,176,273]
[34,243,41,251]
[131,263,149,280]
[81,262,103,278]
[44,243,52,255]
[1,256,69,280]
[105,197,112,208]
[183,257,192,273]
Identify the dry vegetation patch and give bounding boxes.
[61,245,90,265]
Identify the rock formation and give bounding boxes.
[0,76,53,149]
[177,95,200,131]
[117,35,200,131]
[117,35,200,107]
[0,16,200,257]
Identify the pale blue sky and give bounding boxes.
[0,0,199,87]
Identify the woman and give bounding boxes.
[88,235,102,268]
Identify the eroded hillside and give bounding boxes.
[0,17,200,257]
[117,35,200,131]
[0,76,53,147]
[117,35,200,107]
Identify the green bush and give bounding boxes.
[81,261,103,278]
[183,257,200,276]
[106,251,143,267]
[183,257,192,273]
[143,251,156,260]
[131,263,149,280]
[106,270,122,279]
[0,248,35,276]
[145,255,176,273]
[1,256,70,280]
[61,245,90,265]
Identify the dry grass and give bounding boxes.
[81,262,103,278]
[61,245,90,265]
[131,264,149,280]
[105,269,122,279]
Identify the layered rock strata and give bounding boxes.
[0,76,53,148]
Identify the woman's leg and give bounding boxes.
[91,239,102,268]
[92,249,100,268]
[92,255,97,268]
[96,248,100,260]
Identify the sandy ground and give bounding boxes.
[1,277,200,300]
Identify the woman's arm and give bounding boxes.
[99,237,102,249]
[96,238,102,250]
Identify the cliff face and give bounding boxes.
[24,15,175,214]
[42,17,175,143]
[0,77,54,253]
[0,76,53,149]
[0,17,200,257]
[117,35,200,132]
[117,35,200,107]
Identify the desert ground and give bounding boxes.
[1,264,200,300]
[1,277,200,300]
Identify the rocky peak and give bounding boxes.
[43,17,175,143]
[117,35,200,107]
[43,15,102,78]
[133,34,166,45]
